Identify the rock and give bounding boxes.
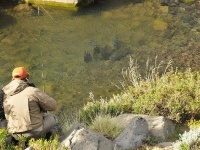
[59,123,113,150]
[114,116,149,150]
[114,114,175,141]
[26,114,175,150]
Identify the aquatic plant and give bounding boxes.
[100,45,113,60]
[84,51,93,63]
[93,45,101,61]
[92,40,132,62]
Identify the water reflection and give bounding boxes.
[0,0,200,114]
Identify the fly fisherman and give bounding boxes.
[2,67,60,141]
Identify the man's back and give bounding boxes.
[3,80,56,133]
[2,66,59,141]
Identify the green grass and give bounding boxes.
[89,114,124,140]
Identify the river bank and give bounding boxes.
[0,0,200,115]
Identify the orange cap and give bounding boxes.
[12,67,30,80]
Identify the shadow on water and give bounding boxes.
[75,0,145,16]
[0,0,23,9]
[0,0,23,29]
[0,11,16,29]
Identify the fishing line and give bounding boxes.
[37,4,54,20]
[40,49,45,92]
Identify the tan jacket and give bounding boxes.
[2,80,56,133]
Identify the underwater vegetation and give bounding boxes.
[84,39,132,63]
[84,51,93,63]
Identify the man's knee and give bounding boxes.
[43,113,57,129]
[43,114,62,138]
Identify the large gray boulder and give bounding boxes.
[114,116,149,150]
[114,114,175,141]
[58,123,113,150]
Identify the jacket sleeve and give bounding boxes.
[33,88,57,111]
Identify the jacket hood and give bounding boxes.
[2,80,29,96]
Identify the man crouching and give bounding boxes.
[2,67,59,141]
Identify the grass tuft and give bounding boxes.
[89,114,124,140]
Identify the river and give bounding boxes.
[0,0,200,114]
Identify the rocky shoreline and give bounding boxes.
[24,114,178,150]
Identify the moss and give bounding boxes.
[153,18,168,31]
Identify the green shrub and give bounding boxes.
[28,136,61,150]
[80,57,200,124]
[80,93,134,125]
[0,128,69,150]
[15,136,28,150]
[0,129,7,150]
[130,69,200,123]
[188,119,200,129]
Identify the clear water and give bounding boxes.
[0,0,199,114]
